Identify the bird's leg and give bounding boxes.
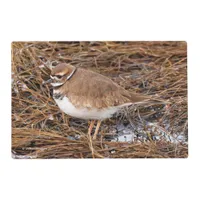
[88,120,96,158]
[88,120,95,136]
[93,120,102,140]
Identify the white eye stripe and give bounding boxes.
[50,75,61,80]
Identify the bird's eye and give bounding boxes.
[56,75,62,79]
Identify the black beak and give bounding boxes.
[42,78,52,85]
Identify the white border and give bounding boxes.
[1,0,200,200]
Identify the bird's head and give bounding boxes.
[49,63,76,87]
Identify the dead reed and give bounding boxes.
[12,41,187,158]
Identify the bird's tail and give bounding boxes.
[130,92,170,105]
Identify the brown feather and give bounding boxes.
[55,67,148,109]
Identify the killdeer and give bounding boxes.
[48,63,149,139]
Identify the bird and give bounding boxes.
[48,63,149,140]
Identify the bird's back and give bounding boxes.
[55,67,147,109]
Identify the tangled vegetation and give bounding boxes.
[12,41,187,158]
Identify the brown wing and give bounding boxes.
[59,68,146,109]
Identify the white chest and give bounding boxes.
[53,94,119,120]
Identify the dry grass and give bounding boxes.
[12,41,188,158]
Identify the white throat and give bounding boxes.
[51,82,64,87]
